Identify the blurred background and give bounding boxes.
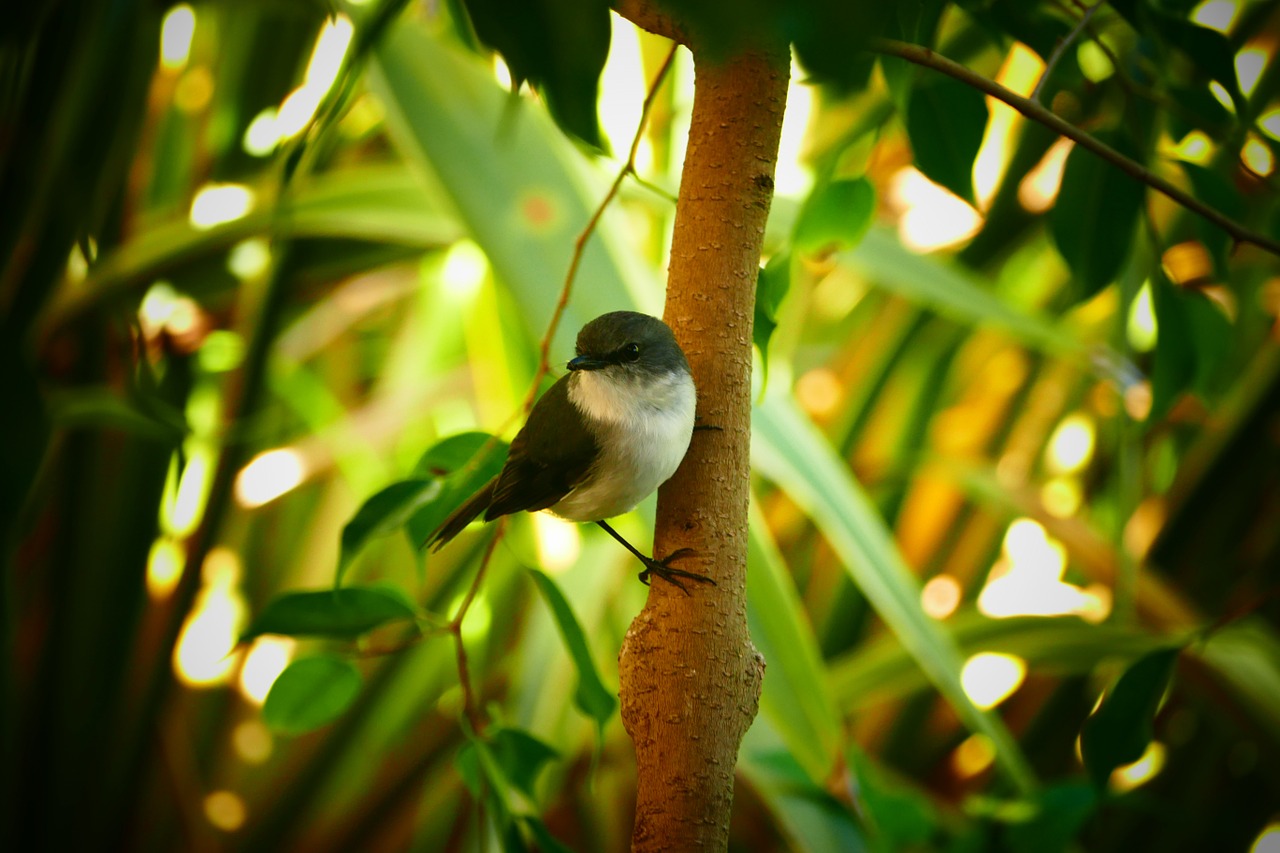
[4,0,1280,850]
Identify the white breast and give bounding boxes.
[552,368,696,522]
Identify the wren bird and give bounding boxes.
[424,311,714,591]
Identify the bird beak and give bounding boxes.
[567,355,608,371]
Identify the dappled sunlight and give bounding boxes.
[1191,0,1241,32]
[189,184,255,230]
[1110,741,1167,793]
[534,513,582,573]
[235,448,308,508]
[961,652,1027,710]
[173,549,246,687]
[979,519,1111,622]
[921,574,962,619]
[1243,135,1275,177]
[147,536,185,600]
[239,636,296,705]
[232,720,274,765]
[951,734,996,779]
[1045,413,1095,475]
[974,43,1044,209]
[1018,138,1071,212]
[889,167,982,252]
[204,791,248,832]
[160,4,196,71]
[276,15,354,139]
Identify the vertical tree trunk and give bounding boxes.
[615,14,789,848]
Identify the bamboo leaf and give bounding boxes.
[753,394,1038,794]
[529,569,617,729]
[842,228,1102,362]
[368,20,644,356]
[49,165,460,326]
[747,499,841,784]
[828,610,1171,711]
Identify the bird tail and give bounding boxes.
[424,476,498,551]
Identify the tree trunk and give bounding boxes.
[615,14,789,849]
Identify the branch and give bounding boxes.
[871,38,1280,259]
[448,518,505,732]
[613,0,687,44]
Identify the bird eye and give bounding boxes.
[621,342,641,361]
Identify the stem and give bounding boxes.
[615,35,788,848]
[1032,0,1105,103]
[871,38,1280,258]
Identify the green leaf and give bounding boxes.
[848,745,940,848]
[828,610,1170,712]
[793,177,875,254]
[747,499,841,784]
[1049,130,1145,301]
[53,165,460,326]
[263,654,363,735]
[739,730,870,853]
[752,395,1037,794]
[369,18,641,356]
[790,2,890,92]
[528,569,617,728]
[1179,162,1243,275]
[242,586,418,641]
[880,0,946,108]
[1005,782,1099,853]
[338,479,440,586]
[1080,645,1181,789]
[45,387,186,444]
[843,228,1100,363]
[459,0,611,148]
[405,433,509,547]
[413,430,499,477]
[1149,277,1230,422]
[491,726,560,798]
[905,74,988,204]
[754,252,791,391]
[1120,0,1250,118]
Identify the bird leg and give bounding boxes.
[594,520,716,594]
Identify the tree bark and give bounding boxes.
[614,16,789,849]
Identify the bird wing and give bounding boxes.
[485,376,599,519]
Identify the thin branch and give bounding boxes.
[871,38,1280,259]
[448,518,506,732]
[522,43,679,415]
[1032,0,1106,102]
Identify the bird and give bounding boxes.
[424,311,715,592]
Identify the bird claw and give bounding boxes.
[637,548,716,594]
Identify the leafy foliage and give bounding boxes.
[6,0,1280,850]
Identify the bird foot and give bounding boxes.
[637,548,716,594]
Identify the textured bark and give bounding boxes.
[614,19,789,851]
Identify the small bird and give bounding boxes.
[425,311,715,591]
